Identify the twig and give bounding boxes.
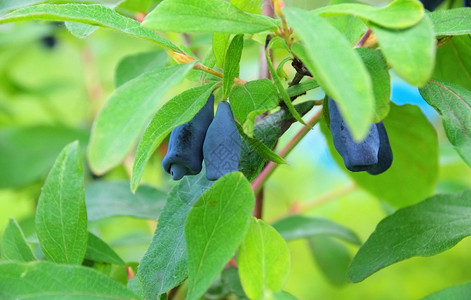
[354,28,372,48]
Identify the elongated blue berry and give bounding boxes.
[367,122,393,175]
[162,94,214,180]
[203,101,241,181]
[328,97,380,172]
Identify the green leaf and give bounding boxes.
[138,173,214,298]
[88,62,195,175]
[185,172,254,300]
[268,291,298,300]
[321,104,439,207]
[326,15,367,46]
[131,82,217,191]
[286,79,320,98]
[308,236,351,286]
[1,218,35,262]
[231,0,262,14]
[85,232,125,266]
[115,50,168,87]
[429,7,471,36]
[238,218,291,300]
[239,101,315,181]
[0,4,180,51]
[370,15,435,87]
[265,47,308,127]
[85,180,167,221]
[285,8,375,140]
[224,35,244,98]
[419,80,471,166]
[433,35,471,90]
[348,189,471,282]
[64,22,98,38]
[230,78,279,135]
[0,125,88,189]
[142,0,277,34]
[422,282,471,300]
[236,122,287,165]
[36,141,88,265]
[0,0,42,14]
[0,261,140,299]
[272,215,361,245]
[212,33,230,68]
[313,0,424,29]
[356,48,391,121]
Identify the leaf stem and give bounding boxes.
[354,28,372,48]
[251,108,323,194]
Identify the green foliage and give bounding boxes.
[419,80,471,166]
[142,0,278,33]
[185,172,254,300]
[1,0,471,299]
[313,0,424,29]
[0,261,140,299]
[36,141,88,265]
[1,219,35,262]
[89,62,195,175]
[238,218,291,299]
[85,180,167,221]
[348,189,471,282]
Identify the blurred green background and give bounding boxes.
[1,0,471,299]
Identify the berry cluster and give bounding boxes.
[162,94,241,181]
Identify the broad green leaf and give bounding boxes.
[268,291,298,300]
[65,22,98,38]
[85,232,125,266]
[236,122,287,165]
[371,15,435,87]
[0,126,88,189]
[238,218,291,300]
[131,82,217,191]
[36,141,88,265]
[429,7,471,36]
[185,172,254,300]
[286,79,320,98]
[433,35,471,90]
[224,35,244,98]
[419,80,471,166]
[285,8,375,140]
[321,104,438,207]
[272,215,361,245]
[239,101,315,181]
[88,62,195,175]
[326,15,367,46]
[356,48,391,121]
[138,173,213,298]
[0,261,139,299]
[212,33,230,68]
[231,0,262,14]
[85,180,167,221]
[0,4,180,51]
[115,50,168,87]
[117,0,161,13]
[142,0,278,34]
[230,78,279,136]
[1,218,35,262]
[265,47,308,127]
[348,189,471,282]
[313,0,424,29]
[423,282,471,300]
[308,236,351,286]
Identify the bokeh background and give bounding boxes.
[1,0,471,299]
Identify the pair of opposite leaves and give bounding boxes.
[162,94,241,181]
